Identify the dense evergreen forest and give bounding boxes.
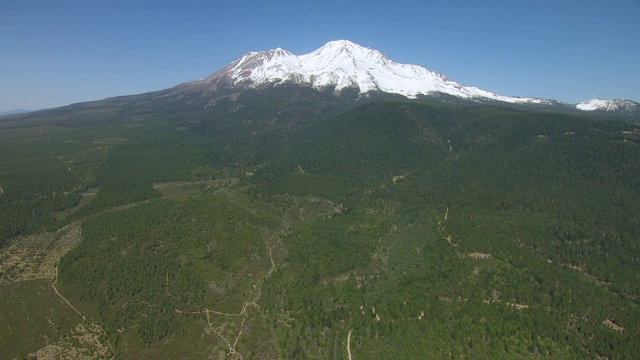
[1,92,639,359]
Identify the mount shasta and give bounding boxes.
[180,40,637,114]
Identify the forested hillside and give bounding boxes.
[1,97,639,359]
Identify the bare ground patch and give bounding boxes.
[602,319,625,333]
[0,222,82,286]
[469,252,491,260]
[29,323,112,360]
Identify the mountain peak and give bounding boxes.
[196,40,553,105]
[576,98,640,113]
[301,40,389,69]
[320,39,362,49]
[314,40,373,55]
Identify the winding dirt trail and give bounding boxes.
[205,310,234,355]
[1,192,197,358]
[38,198,158,359]
[174,227,285,358]
[1,200,161,357]
[262,229,285,280]
[172,193,334,357]
[52,262,85,320]
[52,262,116,358]
[58,157,82,183]
[176,303,251,358]
[347,329,354,360]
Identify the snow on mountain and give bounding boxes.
[198,40,554,105]
[576,98,640,113]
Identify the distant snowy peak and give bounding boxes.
[576,98,640,113]
[199,40,555,104]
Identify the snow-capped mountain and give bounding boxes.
[195,40,555,105]
[576,98,640,113]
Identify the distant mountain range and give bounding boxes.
[0,109,30,116]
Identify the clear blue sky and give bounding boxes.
[2,0,639,111]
